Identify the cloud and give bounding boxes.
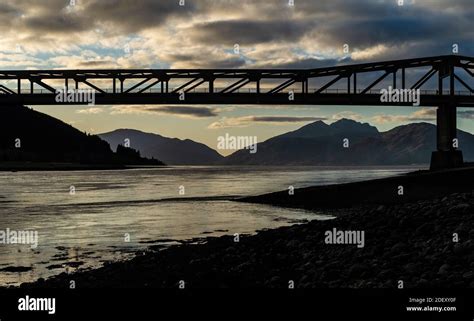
[252,56,352,69]
[0,3,22,28]
[458,110,474,120]
[21,12,90,34]
[110,105,219,118]
[351,45,390,61]
[76,107,104,114]
[164,53,247,69]
[371,108,474,124]
[81,0,196,33]
[1,0,474,79]
[371,107,436,124]
[208,115,325,129]
[331,111,363,121]
[189,19,311,46]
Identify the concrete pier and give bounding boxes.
[430,104,464,170]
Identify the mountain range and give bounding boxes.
[221,119,474,165]
[100,119,474,166]
[3,105,474,167]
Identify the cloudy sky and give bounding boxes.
[1,0,474,154]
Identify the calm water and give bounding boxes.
[0,165,423,286]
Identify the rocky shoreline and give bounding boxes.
[240,166,474,210]
[19,188,474,288]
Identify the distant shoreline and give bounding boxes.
[0,162,427,172]
[0,162,166,172]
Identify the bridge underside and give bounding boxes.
[1,93,474,107]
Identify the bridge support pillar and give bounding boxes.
[430,103,463,170]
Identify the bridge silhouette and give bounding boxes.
[1,55,473,169]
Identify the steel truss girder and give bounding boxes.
[0,55,468,81]
[455,74,474,93]
[410,67,436,90]
[0,55,473,106]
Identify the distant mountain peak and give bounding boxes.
[331,118,374,128]
[293,119,329,130]
[332,118,358,125]
[108,128,164,138]
[310,119,328,124]
[279,118,379,140]
[277,119,328,139]
[329,118,380,136]
[99,128,223,165]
